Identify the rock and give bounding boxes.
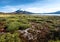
[19,23,50,42]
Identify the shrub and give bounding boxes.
[6,22,20,32]
[0,34,6,42]
[19,24,31,30]
[0,18,6,22]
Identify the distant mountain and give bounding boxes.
[51,11,60,14]
[45,11,60,14]
[13,9,33,14]
[0,9,60,14]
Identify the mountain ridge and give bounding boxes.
[12,9,33,14]
[0,10,60,14]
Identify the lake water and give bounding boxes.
[31,14,60,16]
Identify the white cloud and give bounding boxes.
[0,5,60,13]
[24,7,60,13]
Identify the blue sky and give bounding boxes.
[0,0,60,13]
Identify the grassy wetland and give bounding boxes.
[0,14,60,42]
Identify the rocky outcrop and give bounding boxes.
[19,22,50,42]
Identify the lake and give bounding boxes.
[31,14,60,16]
